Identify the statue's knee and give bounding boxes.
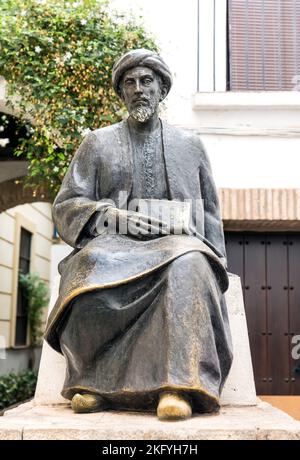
[169,251,209,278]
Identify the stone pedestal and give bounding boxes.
[1,400,300,440]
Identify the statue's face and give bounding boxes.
[120,66,165,122]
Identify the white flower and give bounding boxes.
[35,46,42,53]
[64,51,72,61]
[47,37,53,43]
[53,166,59,173]
[20,10,27,16]
[0,138,9,147]
[87,45,92,51]
[0,126,4,132]
[80,19,87,25]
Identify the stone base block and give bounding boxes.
[1,400,300,440]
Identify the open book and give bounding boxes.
[137,199,191,234]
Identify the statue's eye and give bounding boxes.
[143,78,152,85]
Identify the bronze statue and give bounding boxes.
[45,49,233,421]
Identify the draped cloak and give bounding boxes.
[44,119,233,412]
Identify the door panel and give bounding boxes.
[244,234,268,394]
[225,232,300,396]
[225,233,244,286]
[266,234,290,394]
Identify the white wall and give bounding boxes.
[111,0,300,190]
[0,202,53,349]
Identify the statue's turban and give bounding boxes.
[112,49,172,98]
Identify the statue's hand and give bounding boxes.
[123,210,169,239]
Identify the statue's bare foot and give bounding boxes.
[71,393,108,413]
[157,392,192,421]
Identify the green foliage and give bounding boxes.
[19,272,49,346]
[0,370,37,411]
[0,0,158,197]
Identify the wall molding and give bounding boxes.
[220,188,300,231]
[193,91,300,109]
[186,126,300,138]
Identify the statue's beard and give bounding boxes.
[129,97,160,123]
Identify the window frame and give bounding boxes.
[196,0,300,101]
[197,0,228,92]
[10,213,36,348]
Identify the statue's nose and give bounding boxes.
[134,81,143,93]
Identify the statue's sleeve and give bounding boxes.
[199,142,227,268]
[52,132,110,248]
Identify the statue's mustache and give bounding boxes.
[133,96,150,104]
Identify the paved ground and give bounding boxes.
[260,396,300,421]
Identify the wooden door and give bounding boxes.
[225,232,300,395]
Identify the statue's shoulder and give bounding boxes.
[91,121,124,143]
[162,120,205,152]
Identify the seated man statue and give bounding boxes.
[45,49,233,421]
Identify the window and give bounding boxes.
[228,0,300,91]
[14,228,32,346]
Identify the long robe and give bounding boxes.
[44,119,233,413]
